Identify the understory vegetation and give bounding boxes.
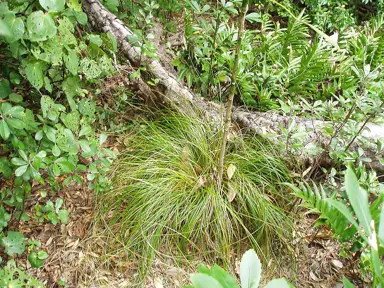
[0,0,384,287]
[103,113,291,274]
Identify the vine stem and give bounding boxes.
[217,0,248,191]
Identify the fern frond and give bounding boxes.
[287,182,357,241]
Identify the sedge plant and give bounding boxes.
[100,112,293,275]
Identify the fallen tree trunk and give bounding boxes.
[82,0,384,171]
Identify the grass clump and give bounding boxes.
[101,113,293,272]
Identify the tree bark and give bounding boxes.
[82,0,384,171]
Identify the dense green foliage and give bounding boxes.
[0,0,115,282]
[103,114,292,274]
[1,0,384,286]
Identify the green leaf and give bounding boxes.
[39,0,65,12]
[24,60,45,90]
[0,206,11,231]
[11,157,27,166]
[0,119,10,140]
[0,79,11,99]
[10,72,21,85]
[0,157,12,179]
[265,279,291,288]
[37,250,49,259]
[6,118,25,130]
[327,199,360,233]
[63,49,79,75]
[55,157,75,173]
[190,274,224,288]
[35,151,47,158]
[79,125,92,137]
[87,34,103,47]
[240,249,262,288]
[104,0,119,13]
[27,11,57,42]
[79,139,91,153]
[342,276,355,288]
[52,144,61,156]
[15,165,28,177]
[245,12,262,23]
[3,14,25,43]
[55,198,63,212]
[35,130,43,141]
[0,19,12,37]
[379,208,384,243]
[58,209,68,224]
[9,93,23,103]
[1,231,25,256]
[28,252,44,268]
[210,265,240,288]
[76,11,88,25]
[345,167,372,236]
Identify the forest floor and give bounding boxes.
[2,74,363,288]
[9,176,361,288]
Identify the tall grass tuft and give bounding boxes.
[101,113,293,273]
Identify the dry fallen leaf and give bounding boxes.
[154,277,164,288]
[227,184,236,202]
[227,164,237,180]
[331,259,343,269]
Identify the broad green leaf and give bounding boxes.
[88,34,102,47]
[0,157,12,179]
[15,165,28,177]
[10,72,21,85]
[9,93,23,103]
[0,79,11,99]
[104,0,119,13]
[52,144,61,156]
[79,125,92,137]
[76,11,88,25]
[79,139,91,153]
[0,119,10,140]
[24,60,45,90]
[245,12,262,23]
[27,11,57,42]
[39,0,65,12]
[1,231,25,256]
[28,252,44,268]
[35,130,44,141]
[56,157,75,173]
[55,198,63,211]
[35,151,47,158]
[6,118,25,130]
[63,49,79,75]
[210,265,240,288]
[240,249,262,288]
[4,14,24,43]
[191,274,224,288]
[265,279,291,288]
[345,167,372,236]
[11,157,27,166]
[342,276,355,288]
[0,19,12,37]
[0,206,11,231]
[58,209,68,224]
